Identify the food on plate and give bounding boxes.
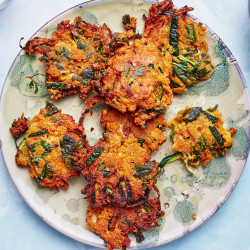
[15,103,88,190]
[101,107,167,151]
[158,152,182,169]
[10,114,28,139]
[143,0,214,93]
[96,37,172,127]
[78,133,159,208]
[168,106,237,167]
[8,0,237,249]
[22,0,216,126]
[86,188,164,250]
[116,14,138,40]
[24,17,113,100]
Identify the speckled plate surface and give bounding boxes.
[0,0,250,249]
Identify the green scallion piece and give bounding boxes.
[209,126,224,147]
[28,129,47,138]
[86,147,104,166]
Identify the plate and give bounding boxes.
[0,0,250,249]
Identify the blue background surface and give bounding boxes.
[0,0,249,249]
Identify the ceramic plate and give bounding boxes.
[0,0,250,249]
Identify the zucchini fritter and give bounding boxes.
[79,133,159,208]
[15,103,88,190]
[169,106,237,167]
[101,108,167,151]
[25,17,113,99]
[86,190,164,250]
[144,0,214,93]
[97,37,173,127]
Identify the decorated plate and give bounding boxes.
[0,0,249,249]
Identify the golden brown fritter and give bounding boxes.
[10,114,28,139]
[86,189,164,250]
[144,0,214,93]
[78,133,159,208]
[168,106,237,167]
[15,103,88,190]
[100,108,167,151]
[25,17,113,100]
[96,37,172,127]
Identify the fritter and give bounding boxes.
[10,114,28,139]
[169,106,237,167]
[144,0,214,93]
[25,17,113,99]
[15,103,88,190]
[96,37,173,127]
[100,108,167,151]
[78,133,159,208]
[86,188,164,250]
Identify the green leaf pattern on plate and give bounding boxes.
[80,12,98,24]
[10,54,48,97]
[227,111,250,158]
[186,42,229,96]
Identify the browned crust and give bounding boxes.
[86,188,164,250]
[15,104,88,190]
[10,114,29,139]
[77,133,159,208]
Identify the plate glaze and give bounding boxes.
[0,0,250,249]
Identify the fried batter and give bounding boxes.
[116,15,137,41]
[86,190,164,250]
[15,103,88,190]
[101,108,167,151]
[169,106,237,167]
[96,37,172,127]
[10,114,28,139]
[25,17,113,99]
[144,0,214,93]
[78,133,159,208]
